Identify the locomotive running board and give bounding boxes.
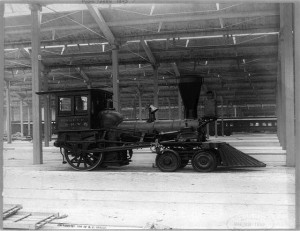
[86,143,152,153]
[218,143,266,168]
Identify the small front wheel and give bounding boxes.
[192,151,217,172]
[155,150,181,172]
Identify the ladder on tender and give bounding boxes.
[3,204,59,230]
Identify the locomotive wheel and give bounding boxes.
[64,145,104,171]
[192,151,217,172]
[179,159,189,169]
[155,150,181,172]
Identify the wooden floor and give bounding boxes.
[3,134,295,229]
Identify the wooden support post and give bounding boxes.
[276,27,283,146]
[43,70,50,147]
[276,69,281,144]
[178,89,182,119]
[11,107,14,122]
[31,4,43,164]
[0,4,5,229]
[281,3,295,166]
[221,97,224,136]
[5,81,12,144]
[4,108,6,135]
[214,120,218,138]
[213,91,218,137]
[234,105,237,118]
[226,104,229,118]
[138,91,142,121]
[294,3,300,228]
[280,4,287,150]
[206,124,210,139]
[112,45,120,112]
[50,105,54,137]
[167,98,171,120]
[133,99,137,120]
[172,63,181,119]
[153,66,159,119]
[27,105,31,137]
[20,100,24,136]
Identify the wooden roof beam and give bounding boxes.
[4,9,278,35]
[215,3,224,29]
[86,4,117,45]
[74,67,91,88]
[15,42,276,60]
[0,0,284,4]
[140,39,157,67]
[5,59,278,71]
[4,27,278,49]
[171,62,180,77]
[219,18,224,28]
[19,47,31,58]
[106,10,278,27]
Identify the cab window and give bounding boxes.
[75,96,88,114]
[59,97,71,112]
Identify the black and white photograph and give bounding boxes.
[0,0,299,230]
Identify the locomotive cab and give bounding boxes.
[41,89,133,171]
[54,89,114,132]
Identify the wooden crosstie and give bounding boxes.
[3,204,59,230]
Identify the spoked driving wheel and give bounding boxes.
[192,150,217,172]
[155,150,181,172]
[64,144,104,171]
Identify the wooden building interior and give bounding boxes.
[0,1,300,229]
[3,3,279,120]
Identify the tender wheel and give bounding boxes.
[155,150,181,172]
[192,150,217,172]
[64,144,104,171]
[179,159,189,169]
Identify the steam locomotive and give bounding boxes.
[39,76,266,172]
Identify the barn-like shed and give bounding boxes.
[0,1,300,229]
